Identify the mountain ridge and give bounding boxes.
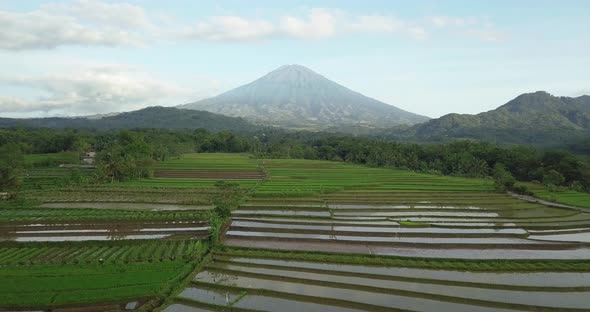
[376,91,590,146]
[0,106,257,132]
[179,64,429,129]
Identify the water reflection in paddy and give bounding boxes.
[162,304,211,312]
[214,263,590,309]
[194,271,520,312]
[231,221,527,234]
[178,287,239,306]
[6,234,171,242]
[225,257,590,287]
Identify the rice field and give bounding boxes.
[5,153,590,311]
[163,248,590,312]
[523,183,590,208]
[159,157,590,311]
[1,153,266,310]
[0,240,207,309]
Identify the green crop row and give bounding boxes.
[0,261,190,308]
[0,240,205,265]
[0,208,209,222]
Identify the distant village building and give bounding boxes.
[82,151,96,165]
[58,150,96,169]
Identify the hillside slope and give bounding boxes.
[180,64,429,129]
[0,107,257,132]
[407,91,590,144]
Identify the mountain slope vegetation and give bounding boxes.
[0,107,257,132]
[387,91,590,146]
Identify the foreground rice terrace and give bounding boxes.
[2,153,590,311]
[163,158,590,312]
[0,153,261,311]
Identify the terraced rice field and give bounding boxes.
[523,183,590,208]
[152,153,264,181]
[0,240,207,309]
[5,154,590,311]
[0,153,266,310]
[159,157,590,311]
[225,159,590,260]
[164,249,590,312]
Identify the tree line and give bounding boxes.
[1,128,589,193]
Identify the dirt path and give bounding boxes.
[508,192,588,212]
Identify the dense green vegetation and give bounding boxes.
[0,107,257,132]
[380,91,590,147]
[2,127,589,204]
[0,240,208,309]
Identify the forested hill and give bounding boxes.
[392,91,590,146]
[0,106,258,132]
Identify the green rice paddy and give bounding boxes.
[4,152,590,311]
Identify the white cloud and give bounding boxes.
[0,64,191,116]
[183,16,274,41]
[0,0,149,50]
[465,29,506,42]
[0,2,503,49]
[429,16,476,28]
[180,9,503,43]
[279,8,337,39]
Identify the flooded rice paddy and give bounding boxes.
[164,254,590,311]
[0,221,209,242]
[40,202,213,211]
[225,194,590,260]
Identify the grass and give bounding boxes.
[398,220,430,227]
[522,183,590,208]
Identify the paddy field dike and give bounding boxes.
[2,153,590,311]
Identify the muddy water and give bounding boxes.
[232,210,330,217]
[7,234,171,242]
[231,221,527,235]
[215,262,590,309]
[334,211,500,217]
[226,230,543,245]
[328,204,488,210]
[194,271,520,312]
[233,294,362,312]
[369,246,590,259]
[178,287,239,306]
[231,220,528,235]
[40,202,212,211]
[233,217,400,226]
[225,238,590,260]
[15,229,110,234]
[162,304,211,312]
[1,222,209,242]
[224,257,590,287]
[528,232,590,243]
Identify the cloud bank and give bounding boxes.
[0,64,191,117]
[0,2,504,50]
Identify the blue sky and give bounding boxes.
[0,0,588,118]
